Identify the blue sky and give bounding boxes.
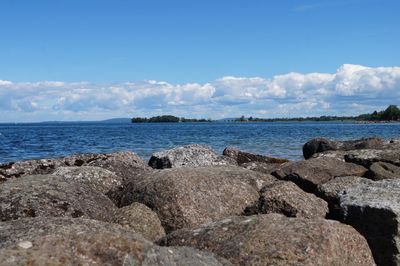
[0,0,400,122]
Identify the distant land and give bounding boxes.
[131,105,400,123]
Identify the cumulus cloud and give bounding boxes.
[1,64,400,122]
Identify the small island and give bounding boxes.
[131,115,212,123]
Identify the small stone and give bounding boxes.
[17,241,32,249]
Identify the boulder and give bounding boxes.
[148,144,236,169]
[340,179,400,266]
[345,149,400,168]
[0,151,150,181]
[0,175,116,222]
[240,161,284,175]
[317,176,373,219]
[272,157,367,192]
[113,202,166,242]
[245,181,328,218]
[53,166,123,195]
[159,214,375,266]
[311,150,349,161]
[365,162,400,180]
[223,147,289,165]
[0,217,230,266]
[120,166,278,232]
[303,137,386,159]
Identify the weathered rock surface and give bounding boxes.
[317,176,373,219]
[340,179,400,266]
[311,150,349,161]
[245,181,328,218]
[240,161,284,175]
[365,162,400,180]
[272,157,367,192]
[159,214,375,266]
[120,166,277,232]
[223,147,289,165]
[0,151,150,181]
[0,175,116,222]
[344,149,400,168]
[53,166,123,194]
[148,144,236,169]
[303,137,387,159]
[0,217,230,266]
[113,202,166,241]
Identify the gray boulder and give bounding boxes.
[303,137,386,159]
[0,217,230,266]
[159,214,375,266]
[113,202,166,242]
[120,166,277,232]
[245,181,328,218]
[0,151,150,181]
[53,166,123,194]
[272,157,367,192]
[317,176,373,219]
[340,179,400,266]
[223,147,289,165]
[148,144,236,169]
[0,175,116,222]
[345,148,400,168]
[365,162,400,180]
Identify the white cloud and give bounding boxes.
[1,64,400,122]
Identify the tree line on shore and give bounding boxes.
[131,105,400,123]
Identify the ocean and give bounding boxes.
[0,121,399,164]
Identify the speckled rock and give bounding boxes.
[303,137,386,159]
[120,166,278,232]
[340,179,400,266]
[159,214,375,266]
[311,150,349,161]
[223,147,289,165]
[148,144,236,169]
[245,181,328,218]
[113,202,166,241]
[240,161,284,175]
[317,176,372,219]
[0,151,150,181]
[272,157,367,192]
[0,217,230,266]
[0,175,116,222]
[344,148,400,168]
[53,166,123,195]
[364,162,400,180]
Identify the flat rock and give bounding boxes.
[303,137,386,159]
[272,157,367,192]
[113,202,166,241]
[120,166,278,232]
[344,149,400,168]
[240,161,284,175]
[53,166,123,195]
[340,179,400,266]
[317,176,373,219]
[0,217,230,266]
[364,162,400,180]
[148,144,236,169]
[0,174,116,222]
[245,181,328,218]
[223,147,289,165]
[0,151,150,181]
[159,214,375,266]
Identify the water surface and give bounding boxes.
[0,122,399,164]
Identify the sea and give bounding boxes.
[0,121,399,164]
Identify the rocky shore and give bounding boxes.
[1,137,400,265]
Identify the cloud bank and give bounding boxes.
[1,64,400,122]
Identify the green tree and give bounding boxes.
[382,105,400,121]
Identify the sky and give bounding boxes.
[0,0,399,122]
